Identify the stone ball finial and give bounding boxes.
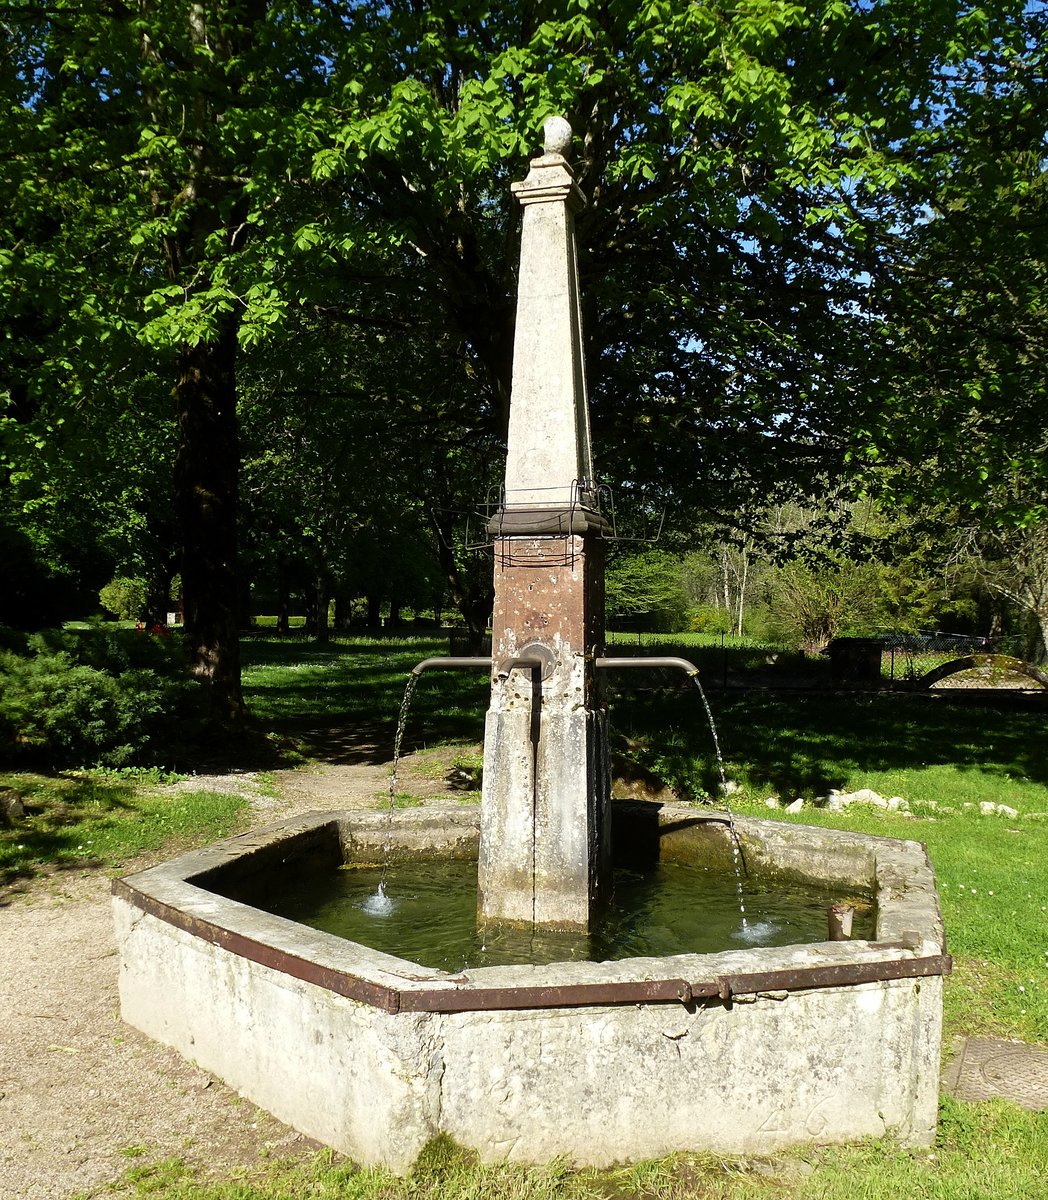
[543,116,572,157]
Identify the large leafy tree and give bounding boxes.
[238,311,467,637]
[306,1,1000,523]
[5,0,1038,718]
[3,0,346,722]
[858,3,1048,651]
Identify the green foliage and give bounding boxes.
[687,605,734,635]
[861,4,1048,533]
[0,628,199,767]
[767,559,885,648]
[606,550,689,632]
[9,0,1024,642]
[99,577,150,621]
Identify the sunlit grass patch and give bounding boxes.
[88,1096,1048,1199]
[0,771,247,885]
[802,1096,1048,1198]
[387,792,423,809]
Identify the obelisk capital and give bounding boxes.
[542,115,573,157]
[511,115,586,211]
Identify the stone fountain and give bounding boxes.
[479,113,611,933]
[114,119,950,1172]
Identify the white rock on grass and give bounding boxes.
[785,798,805,813]
[823,788,910,813]
[979,801,1019,818]
[764,796,781,809]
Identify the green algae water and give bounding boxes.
[259,859,874,971]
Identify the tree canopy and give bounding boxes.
[3,0,1046,711]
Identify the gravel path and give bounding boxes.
[0,749,467,1200]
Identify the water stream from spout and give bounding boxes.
[690,676,747,925]
[370,672,420,914]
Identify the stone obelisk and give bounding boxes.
[477,117,611,932]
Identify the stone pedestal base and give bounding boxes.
[478,531,610,931]
[478,697,610,929]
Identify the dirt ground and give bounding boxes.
[0,747,469,1200]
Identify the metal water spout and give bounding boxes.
[594,656,700,679]
[411,657,493,676]
[409,651,553,679]
[496,644,556,681]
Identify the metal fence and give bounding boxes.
[872,629,1031,683]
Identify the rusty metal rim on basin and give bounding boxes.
[113,879,951,1015]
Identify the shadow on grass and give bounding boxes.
[615,687,1048,800]
[241,636,488,765]
[0,774,137,893]
[240,635,1047,797]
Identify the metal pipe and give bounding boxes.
[594,656,700,678]
[410,657,493,676]
[495,655,548,681]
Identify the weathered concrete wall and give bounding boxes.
[114,806,947,1172]
[480,687,611,928]
[115,893,941,1170]
[114,897,441,1171]
[438,971,942,1162]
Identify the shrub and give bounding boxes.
[767,561,884,650]
[688,606,733,635]
[606,550,690,633]
[99,576,150,621]
[0,627,200,767]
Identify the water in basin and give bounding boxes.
[258,858,874,970]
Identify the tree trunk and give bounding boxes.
[1030,606,1048,665]
[735,545,749,638]
[173,319,245,727]
[333,593,352,630]
[720,546,731,619]
[366,594,382,628]
[146,560,177,626]
[276,566,290,635]
[315,573,330,643]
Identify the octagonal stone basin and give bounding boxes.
[113,803,949,1172]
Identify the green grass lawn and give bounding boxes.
[4,632,1045,1198]
[240,632,490,748]
[0,769,247,888]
